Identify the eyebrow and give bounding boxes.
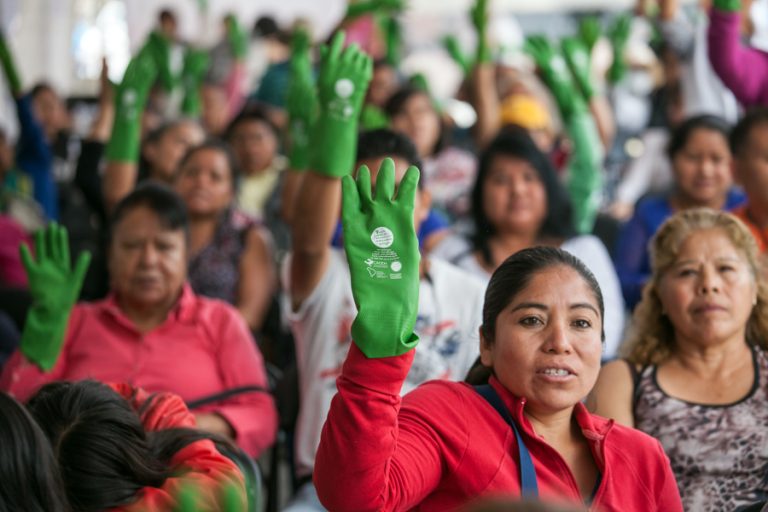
[673,257,743,266]
[511,302,600,317]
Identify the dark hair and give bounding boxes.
[225,105,279,140]
[384,86,446,155]
[357,128,424,179]
[253,16,279,38]
[26,381,224,512]
[666,114,730,160]
[0,392,69,512]
[471,126,575,267]
[159,8,176,24]
[144,119,198,147]
[467,247,604,384]
[109,182,189,242]
[730,107,768,157]
[177,139,240,192]
[30,82,57,101]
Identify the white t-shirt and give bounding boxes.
[431,234,626,359]
[283,249,485,477]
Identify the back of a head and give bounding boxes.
[0,392,68,512]
[26,381,168,512]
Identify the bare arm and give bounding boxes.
[102,161,138,214]
[586,359,636,427]
[237,227,277,331]
[588,95,615,152]
[470,62,501,150]
[279,169,304,226]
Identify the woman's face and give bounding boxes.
[175,148,234,217]
[109,206,187,312]
[672,128,732,206]
[147,121,205,183]
[480,265,603,416]
[482,155,547,236]
[228,120,278,174]
[390,92,441,158]
[657,228,756,348]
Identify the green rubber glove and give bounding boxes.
[346,0,404,19]
[360,104,390,130]
[470,0,491,63]
[562,37,595,101]
[578,16,601,53]
[286,28,317,171]
[713,0,741,11]
[382,17,403,67]
[105,46,158,163]
[19,224,90,371]
[342,158,420,358]
[607,15,631,84]
[173,481,243,512]
[0,31,21,95]
[524,36,585,121]
[145,30,176,91]
[180,48,210,116]
[226,14,248,60]
[309,31,373,178]
[566,110,604,234]
[442,35,472,77]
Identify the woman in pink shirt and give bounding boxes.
[0,183,278,458]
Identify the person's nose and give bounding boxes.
[542,320,573,354]
[699,266,721,294]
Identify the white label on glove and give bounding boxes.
[335,78,355,98]
[371,227,394,248]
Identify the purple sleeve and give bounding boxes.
[708,8,768,106]
[614,212,653,310]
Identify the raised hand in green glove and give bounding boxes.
[562,37,595,101]
[607,14,631,84]
[286,28,317,171]
[309,31,373,178]
[382,16,403,67]
[19,224,90,371]
[470,0,491,63]
[342,158,420,358]
[346,0,405,19]
[524,35,585,120]
[713,0,741,11]
[578,16,601,53]
[144,30,176,91]
[225,14,248,60]
[442,35,472,77]
[105,46,158,162]
[0,31,21,95]
[181,48,210,116]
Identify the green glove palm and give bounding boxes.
[20,224,90,371]
[607,15,631,84]
[442,35,472,77]
[561,37,595,101]
[309,31,373,178]
[713,0,741,11]
[342,159,420,359]
[382,17,403,67]
[226,15,248,60]
[287,28,317,171]
[524,35,585,120]
[0,32,21,94]
[145,31,176,91]
[181,48,210,116]
[105,46,158,162]
[470,0,491,63]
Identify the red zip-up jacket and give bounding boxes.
[315,345,683,512]
[108,383,247,511]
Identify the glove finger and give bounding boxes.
[374,157,396,203]
[72,251,92,288]
[341,174,361,227]
[395,166,420,210]
[52,223,66,265]
[34,227,46,264]
[356,165,373,207]
[327,31,345,63]
[19,243,35,274]
[363,53,373,81]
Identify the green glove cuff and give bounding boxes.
[565,112,604,234]
[0,35,21,94]
[288,119,312,170]
[476,40,492,64]
[105,115,142,162]
[342,161,421,358]
[309,115,358,177]
[20,307,70,371]
[713,0,741,11]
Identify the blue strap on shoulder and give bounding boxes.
[475,384,539,498]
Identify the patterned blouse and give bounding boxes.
[188,209,256,305]
[633,346,768,512]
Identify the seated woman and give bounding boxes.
[174,141,276,332]
[0,184,278,458]
[589,209,768,512]
[27,379,245,511]
[431,127,625,358]
[313,160,682,511]
[0,391,68,512]
[614,114,745,309]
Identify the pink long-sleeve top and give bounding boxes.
[0,284,277,458]
[708,7,768,106]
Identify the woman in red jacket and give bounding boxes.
[26,379,246,512]
[313,160,683,511]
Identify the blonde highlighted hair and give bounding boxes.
[622,208,768,365]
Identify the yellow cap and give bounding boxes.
[499,94,551,131]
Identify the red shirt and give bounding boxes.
[732,205,768,253]
[0,284,277,457]
[315,344,683,512]
[109,383,246,511]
